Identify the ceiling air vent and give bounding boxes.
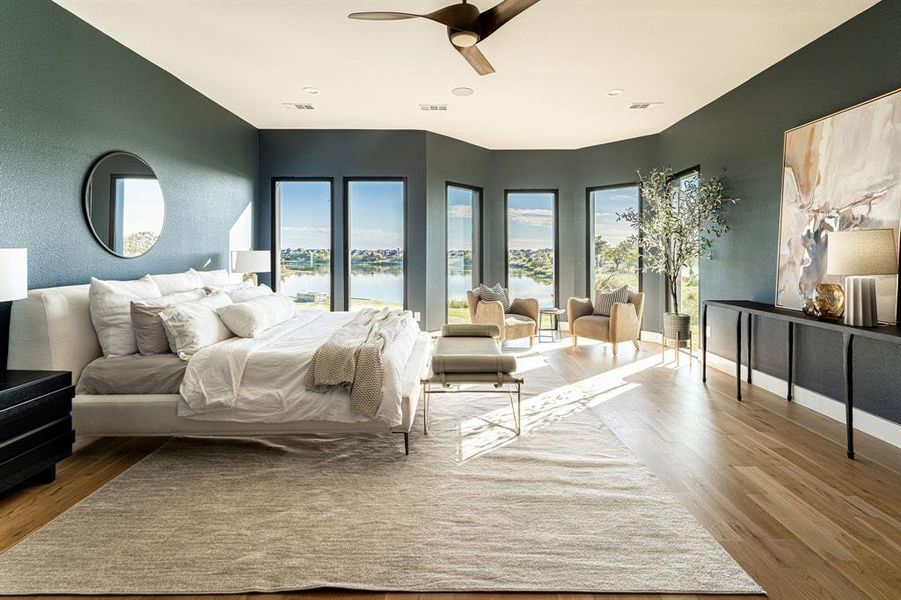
[283,103,315,110]
[420,104,448,111]
[629,102,663,110]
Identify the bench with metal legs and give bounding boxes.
[421,378,523,436]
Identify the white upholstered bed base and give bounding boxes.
[7,284,430,436]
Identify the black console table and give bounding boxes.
[702,300,901,460]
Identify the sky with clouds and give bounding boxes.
[591,185,639,246]
[278,179,405,250]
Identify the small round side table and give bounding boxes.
[538,307,566,342]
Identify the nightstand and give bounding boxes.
[0,370,74,494]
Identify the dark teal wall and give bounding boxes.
[658,0,901,423]
[0,0,258,366]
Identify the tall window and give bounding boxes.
[505,190,557,308]
[587,185,641,293]
[346,179,405,310]
[671,168,701,347]
[274,179,333,311]
[447,184,481,323]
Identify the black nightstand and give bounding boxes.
[0,370,74,494]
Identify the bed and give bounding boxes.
[7,284,432,452]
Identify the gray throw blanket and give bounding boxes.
[303,308,412,418]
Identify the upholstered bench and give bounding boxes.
[421,324,523,435]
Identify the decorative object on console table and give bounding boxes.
[802,282,845,321]
[827,229,899,327]
[233,250,271,284]
[619,168,738,364]
[0,370,75,493]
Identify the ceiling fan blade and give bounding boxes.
[349,4,479,30]
[425,3,481,30]
[455,44,495,76]
[477,0,541,40]
[348,11,418,20]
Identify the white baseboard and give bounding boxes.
[704,351,901,449]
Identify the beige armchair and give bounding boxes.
[567,290,644,356]
[466,288,538,345]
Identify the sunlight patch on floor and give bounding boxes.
[453,351,667,461]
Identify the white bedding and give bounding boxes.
[178,311,420,427]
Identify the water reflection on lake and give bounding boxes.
[281,267,554,309]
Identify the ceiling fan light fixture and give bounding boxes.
[450,30,480,48]
[452,86,474,97]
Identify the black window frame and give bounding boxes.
[666,165,702,314]
[445,181,483,323]
[585,182,644,297]
[270,176,337,311]
[343,176,408,311]
[503,188,560,308]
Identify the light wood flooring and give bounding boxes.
[2,338,900,600]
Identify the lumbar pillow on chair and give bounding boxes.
[593,286,629,316]
[477,283,511,312]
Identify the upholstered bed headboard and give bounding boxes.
[7,284,101,383]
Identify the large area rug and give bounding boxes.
[0,354,763,595]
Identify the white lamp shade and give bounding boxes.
[827,229,898,276]
[233,250,271,274]
[0,248,28,302]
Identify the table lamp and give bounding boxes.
[233,250,271,284]
[0,248,28,303]
[827,229,898,327]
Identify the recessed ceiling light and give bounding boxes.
[606,88,624,97]
[302,86,319,95]
[452,87,474,97]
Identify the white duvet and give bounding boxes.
[178,311,420,427]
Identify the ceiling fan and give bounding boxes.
[348,0,540,75]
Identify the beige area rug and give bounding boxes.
[0,353,763,595]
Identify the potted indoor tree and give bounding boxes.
[619,167,738,351]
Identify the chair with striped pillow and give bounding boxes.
[566,287,644,356]
[465,284,538,346]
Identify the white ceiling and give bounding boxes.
[55,0,877,149]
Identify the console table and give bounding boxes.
[702,300,901,459]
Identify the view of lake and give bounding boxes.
[279,263,555,310]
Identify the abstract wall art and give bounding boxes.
[776,88,901,323]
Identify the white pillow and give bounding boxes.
[226,283,273,303]
[159,292,234,359]
[149,270,204,295]
[90,275,162,357]
[188,268,231,286]
[217,293,296,338]
[131,289,207,355]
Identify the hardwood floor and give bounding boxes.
[2,339,900,599]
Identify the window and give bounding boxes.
[346,178,406,310]
[671,168,701,347]
[446,183,482,323]
[273,178,334,311]
[505,190,558,308]
[587,184,641,294]
[111,175,163,256]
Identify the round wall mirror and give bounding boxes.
[83,151,165,258]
